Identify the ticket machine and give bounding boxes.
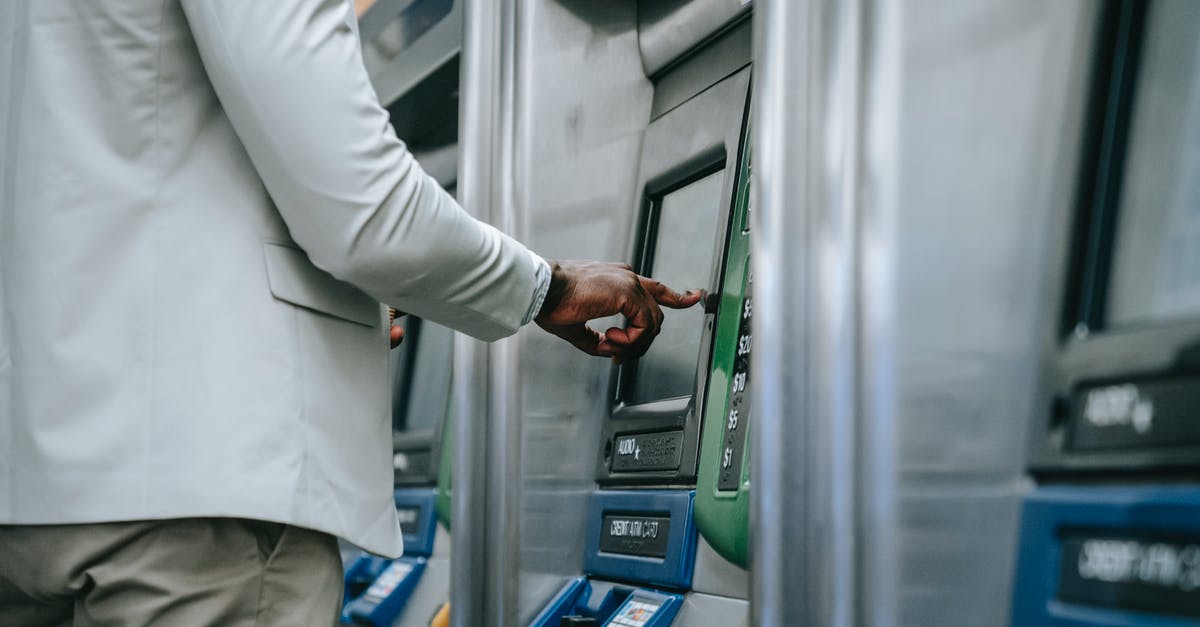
[1012,1,1200,624]
[342,316,456,626]
[531,7,753,625]
[341,4,463,623]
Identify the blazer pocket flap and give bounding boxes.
[263,242,380,328]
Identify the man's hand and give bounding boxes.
[534,260,703,363]
[389,307,405,348]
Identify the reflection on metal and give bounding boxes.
[638,0,751,78]
[751,0,865,625]
[452,0,520,625]
[506,1,653,621]
[858,1,901,625]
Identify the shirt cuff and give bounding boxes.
[522,251,552,325]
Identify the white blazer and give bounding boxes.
[0,0,542,557]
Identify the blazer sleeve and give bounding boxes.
[180,0,539,341]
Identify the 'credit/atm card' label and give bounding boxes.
[599,514,671,558]
[1058,532,1200,618]
[609,598,663,627]
[395,505,422,536]
[611,431,683,472]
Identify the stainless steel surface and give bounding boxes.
[858,1,902,625]
[672,591,750,626]
[751,0,863,625]
[690,536,749,600]
[505,3,758,623]
[638,0,752,78]
[450,2,1117,625]
[889,2,1093,625]
[649,16,751,122]
[510,0,653,620]
[751,0,1098,624]
[452,0,515,624]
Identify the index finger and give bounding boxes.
[638,277,703,309]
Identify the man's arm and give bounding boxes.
[180,0,539,340]
[181,0,702,352]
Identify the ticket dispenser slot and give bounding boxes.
[529,491,695,627]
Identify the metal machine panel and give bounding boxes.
[393,488,439,557]
[1029,0,1200,478]
[693,109,751,570]
[359,0,462,111]
[599,67,751,487]
[1011,486,1200,626]
[583,491,698,591]
[688,536,748,602]
[751,0,1097,623]
[649,18,751,120]
[671,592,749,627]
[638,0,751,78]
[506,1,655,621]
[390,318,454,487]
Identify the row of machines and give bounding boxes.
[339,1,463,625]
[530,9,755,627]
[341,315,456,626]
[1011,0,1200,624]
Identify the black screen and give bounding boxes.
[391,317,453,433]
[624,169,725,405]
[1102,0,1200,328]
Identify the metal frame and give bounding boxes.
[751,0,858,622]
[452,0,521,624]
[360,0,463,108]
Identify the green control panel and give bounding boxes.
[694,117,752,568]
[435,405,453,529]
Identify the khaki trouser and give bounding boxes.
[0,519,343,626]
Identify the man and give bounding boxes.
[0,1,699,624]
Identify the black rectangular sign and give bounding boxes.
[393,448,433,484]
[395,504,423,536]
[611,430,684,472]
[1068,376,1200,452]
[599,514,672,559]
[718,279,753,492]
[1058,532,1200,618]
